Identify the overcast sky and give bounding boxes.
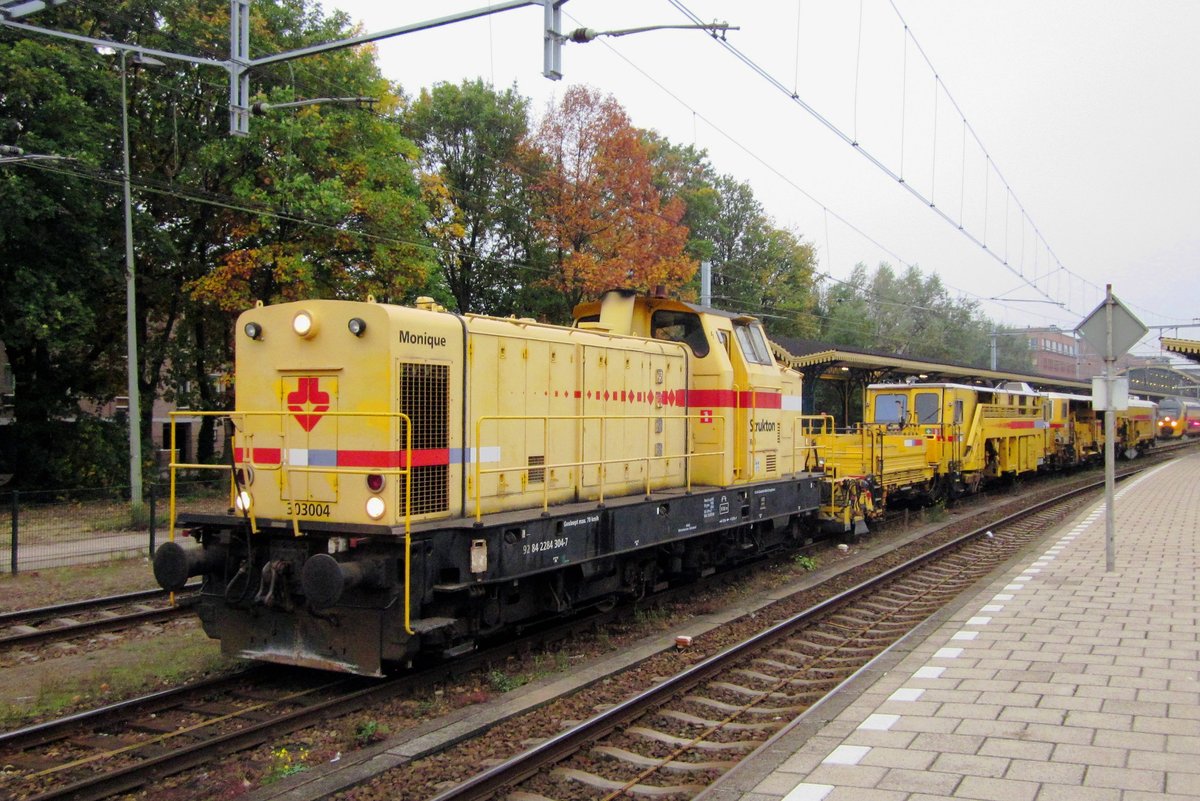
[326,0,1199,360]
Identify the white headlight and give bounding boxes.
[234,491,253,512]
[365,496,386,520]
[292,311,315,337]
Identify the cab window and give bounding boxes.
[915,392,939,424]
[715,329,731,355]
[952,400,964,425]
[651,310,709,357]
[873,393,908,424]
[733,323,772,365]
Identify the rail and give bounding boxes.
[472,413,726,523]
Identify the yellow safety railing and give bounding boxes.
[791,414,832,473]
[472,413,727,523]
[166,409,418,635]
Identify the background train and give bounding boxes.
[1157,397,1200,438]
[154,289,825,676]
[812,380,1160,516]
[154,290,1175,676]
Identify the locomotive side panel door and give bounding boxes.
[580,345,605,489]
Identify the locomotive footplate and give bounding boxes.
[450,474,823,586]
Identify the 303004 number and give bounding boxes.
[286,501,331,517]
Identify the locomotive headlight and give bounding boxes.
[347,317,367,337]
[234,490,253,512]
[244,322,263,340]
[292,311,316,338]
[365,496,386,520]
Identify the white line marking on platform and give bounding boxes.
[966,617,992,626]
[782,782,834,801]
[934,647,963,659]
[858,713,900,730]
[823,745,871,765]
[981,604,1004,612]
[993,594,1014,601]
[951,631,979,641]
[914,666,945,678]
[888,688,925,702]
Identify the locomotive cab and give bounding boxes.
[574,290,810,487]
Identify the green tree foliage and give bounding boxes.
[403,79,545,316]
[0,28,128,485]
[1,0,431,484]
[815,262,1030,370]
[645,140,819,338]
[644,134,720,264]
[698,174,818,338]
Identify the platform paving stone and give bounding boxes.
[698,452,1200,801]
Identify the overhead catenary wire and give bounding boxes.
[666,0,1074,313]
[6,4,1186,330]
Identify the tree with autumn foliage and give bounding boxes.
[530,86,696,311]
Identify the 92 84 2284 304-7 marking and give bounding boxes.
[522,536,568,556]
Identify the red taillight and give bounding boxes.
[366,474,385,493]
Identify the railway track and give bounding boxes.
[0,557,782,801]
[410,479,1118,801]
[3,451,1188,801]
[0,586,200,652]
[0,665,384,801]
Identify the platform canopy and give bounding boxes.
[771,337,1093,393]
[1161,337,1200,365]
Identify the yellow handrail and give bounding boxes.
[471,413,726,524]
[790,414,831,473]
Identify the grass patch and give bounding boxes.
[793,554,819,572]
[486,668,530,693]
[0,626,237,728]
[0,558,159,612]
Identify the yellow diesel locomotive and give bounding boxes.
[154,290,823,675]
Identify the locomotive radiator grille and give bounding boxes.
[400,362,449,515]
[527,455,545,484]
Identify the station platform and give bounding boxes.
[702,450,1200,801]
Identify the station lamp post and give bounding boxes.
[117,49,163,512]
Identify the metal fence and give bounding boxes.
[0,479,226,574]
